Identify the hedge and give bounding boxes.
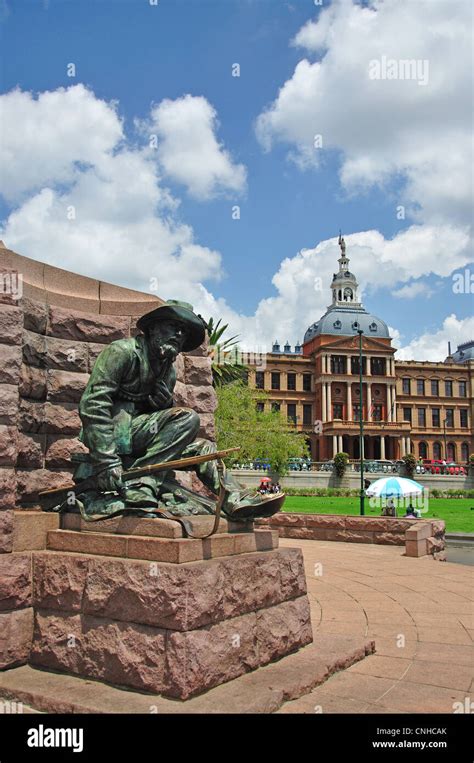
[280,487,474,499]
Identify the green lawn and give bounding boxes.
[282,496,474,534]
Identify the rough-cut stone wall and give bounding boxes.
[29,546,311,699]
[0,246,217,670]
[0,246,216,517]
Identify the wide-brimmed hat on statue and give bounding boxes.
[136,300,207,352]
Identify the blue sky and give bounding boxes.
[0,0,472,358]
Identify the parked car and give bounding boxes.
[287,457,312,471]
[446,462,466,476]
[320,460,334,472]
[372,460,396,473]
[253,457,271,471]
[422,459,444,474]
[420,459,465,475]
[378,460,395,473]
[354,460,398,473]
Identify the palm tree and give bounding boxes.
[205,317,248,387]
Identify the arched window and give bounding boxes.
[338,289,342,301]
[446,442,456,462]
[461,442,469,463]
[418,442,428,459]
[433,441,442,460]
[344,287,352,301]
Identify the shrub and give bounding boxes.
[334,452,350,478]
[402,453,417,478]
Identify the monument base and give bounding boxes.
[30,515,313,699]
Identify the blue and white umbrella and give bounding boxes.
[365,476,424,498]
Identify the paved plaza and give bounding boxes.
[278,538,474,713]
[1,537,472,714]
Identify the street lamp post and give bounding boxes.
[443,417,447,464]
[357,329,365,516]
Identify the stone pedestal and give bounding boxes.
[30,515,313,699]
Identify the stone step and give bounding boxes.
[0,634,375,713]
[46,528,278,563]
[60,511,253,539]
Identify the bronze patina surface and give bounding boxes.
[47,300,284,522]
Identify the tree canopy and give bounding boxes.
[215,381,309,475]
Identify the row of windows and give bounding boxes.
[260,361,389,389]
[330,356,387,375]
[402,407,469,428]
[256,372,312,391]
[257,401,313,426]
[419,441,470,462]
[402,378,467,397]
[331,403,384,421]
[255,373,468,397]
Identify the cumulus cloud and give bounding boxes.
[0,85,123,203]
[0,83,470,364]
[395,314,474,361]
[256,0,473,228]
[199,226,472,355]
[392,282,434,299]
[142,95,247,200]
[251,0,473,359]
[0,85,224,298]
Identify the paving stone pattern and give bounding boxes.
[276,538,474,713]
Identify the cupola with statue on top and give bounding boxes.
[330,233,362,309]
[304,233,390,343]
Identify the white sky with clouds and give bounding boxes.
[0,0,472,361]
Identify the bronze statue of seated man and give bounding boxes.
[59,300,283,522]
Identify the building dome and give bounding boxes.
[304,306,390,342]
[303,234,390,344]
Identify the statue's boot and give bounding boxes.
[222,487,285,520]
[122,476,160,509]
[185,441,286,520]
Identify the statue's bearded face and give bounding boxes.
[146,319,188,360]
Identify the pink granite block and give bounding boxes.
[0,608,34,669]
[0,470,16,511]
[164,611,259,699]
[0,305,23,345]
[30,611,167,694]
[0,509,13,552]
[0,552,32,611]
[256,596,313,665]
[47,306,129,343]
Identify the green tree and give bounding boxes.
[205,317,248,387]
[215,381,309,475]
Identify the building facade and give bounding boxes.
[245,238,474,463]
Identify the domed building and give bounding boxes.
[244,235,473,464]
[299,235,405,461]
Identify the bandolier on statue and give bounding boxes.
[42,300,284,525]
